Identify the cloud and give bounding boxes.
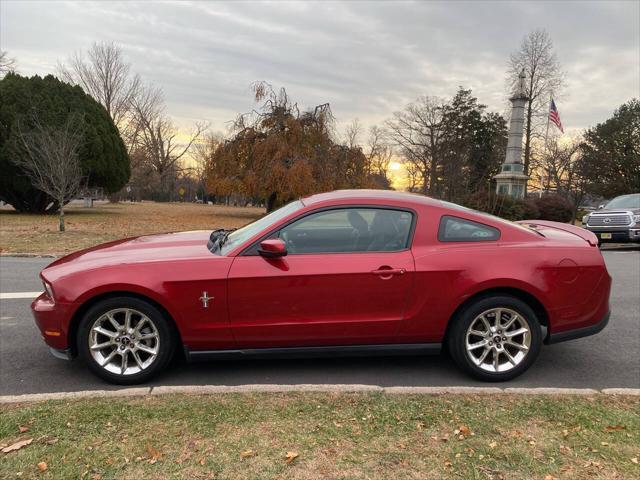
[2,0,638,135]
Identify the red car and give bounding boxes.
[32,190,611,384]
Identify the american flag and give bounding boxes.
[549,99,564,133]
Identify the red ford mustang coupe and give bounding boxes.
[32,190,611,384]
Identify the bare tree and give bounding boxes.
[508,29,565,177]
[0,50,17,77]
[192,132,223,202]
[365,126,393,186]
[135,112,207,198]
[537,136,587,218]
[124,82,164,156]
[345,118,362,149]
[12,115,85,232]
[385,96,445,194]
[58,41,141,129]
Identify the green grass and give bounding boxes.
[1,393,638,479]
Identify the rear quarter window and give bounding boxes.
[438,215,500,242]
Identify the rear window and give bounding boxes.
[438,215,500,242]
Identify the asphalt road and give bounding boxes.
[1,249,639,395]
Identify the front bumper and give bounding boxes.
[49,347,73,360]
[586,227,640,243]
[31,293,76,351]
[546,310,610,344]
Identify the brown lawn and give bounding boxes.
[0,201,264,256]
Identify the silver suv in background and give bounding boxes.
[583,193,640,244]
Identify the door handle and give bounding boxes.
[371,267,406,277]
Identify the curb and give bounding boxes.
[1,385,639,404]
[0,253,58,258]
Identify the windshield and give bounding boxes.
[218,200,305,255]
[604,194,640,209]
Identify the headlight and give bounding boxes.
[582,214,589,225]
[633,215,640,224]
[42,280,54,300]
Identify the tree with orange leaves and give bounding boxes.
[205,82,374,211]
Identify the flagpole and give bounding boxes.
[541,94,552,195]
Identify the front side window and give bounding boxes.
[220,200,304,255]
[438,215,500,242]
[278,208,414,254]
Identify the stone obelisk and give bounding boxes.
[494,69,529,198]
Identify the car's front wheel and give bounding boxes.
[77,297,175,385]
[448,295,542,381]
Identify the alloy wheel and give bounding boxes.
[465,308,531,373]
[88,308,160,376]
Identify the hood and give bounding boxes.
[594,207,640,215]
[43,230,215,281]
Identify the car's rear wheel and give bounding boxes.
[448,295,542,381]
[77,297,175,385]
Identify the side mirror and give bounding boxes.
[258,238,287,258]
[598,204,605,210]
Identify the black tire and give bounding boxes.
[447,295,542,382]
[77,296,175,385]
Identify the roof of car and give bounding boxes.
[302,189,443,207]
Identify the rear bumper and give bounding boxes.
[545,310,610,344]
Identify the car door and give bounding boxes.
[227,207,416,348]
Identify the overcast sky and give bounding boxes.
[2,0,639,139]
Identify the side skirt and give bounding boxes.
[185,343,442,362]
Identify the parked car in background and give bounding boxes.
[582,193,640,244]
[32,190,611,384]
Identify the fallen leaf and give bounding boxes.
[459,425,471,436]
[1,438,33,454]
[146,444,162,461]
[631,457,638,464]
[37,462,47,472]
[489,441,497,449]
[19,426,29,434]
[444,460,453,468]
[284,451,299,464]
[199,458,205,466]
[240,450,256,458]
[544,475,557,480]
[604,425,626,432]
[600,442,609,446]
